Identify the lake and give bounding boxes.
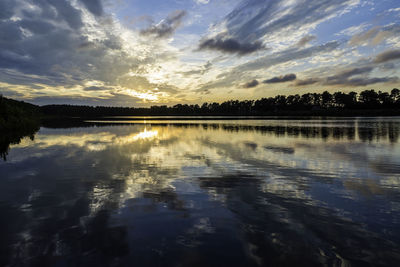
[1,117,400,266]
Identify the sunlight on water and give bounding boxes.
[129,128,159,141]
[1,118,400,266]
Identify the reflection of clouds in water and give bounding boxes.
[264,145,295,154]
[89,185,114,215]
[177,217,214,248]
[381,176,400,187]
[261,177,311,200]
[2,120,400,266]
[6,123,400,201]
[11,127,159,152]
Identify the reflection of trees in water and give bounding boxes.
[127,121,400,143]
[4,119,397,162]
[0,127,39,161]
[198,174,400,266]
[38,117,400,143]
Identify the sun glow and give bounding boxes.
[125,89,159,101]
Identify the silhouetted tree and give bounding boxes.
[359,89,380,108]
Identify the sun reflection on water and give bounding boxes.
[130,128,158,141]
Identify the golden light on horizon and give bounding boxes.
[125,89,160,101]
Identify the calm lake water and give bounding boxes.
[1,118,400,266]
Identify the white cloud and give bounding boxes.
[195,0,210,4]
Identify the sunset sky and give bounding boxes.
[1,0,400,106]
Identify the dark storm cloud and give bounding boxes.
[140,10,186,38]
[263,74,296,84]
[79,0,104,16]
[374,49,400,63]
[198,37,265,55]
[243,80,259,88]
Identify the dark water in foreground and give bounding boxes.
[1,118,400,266]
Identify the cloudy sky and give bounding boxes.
[1,0,400,106]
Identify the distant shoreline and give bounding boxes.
[2,88,400,131]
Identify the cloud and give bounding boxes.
[140,10,187,38]
[328,66,374,80]
[195,41,340,92]
[349,25,400,46]
[237,41,340,72]
[263,74,296,84]
[243,80,259,88]
[28,93,143,106]
[46,0,84,30]
[198,37,265,55]
[83,86,109,91]
[203,0,358,48]
[298,66,399,87]
[0,0,14,20]
[326,76,399,86]
[195,0,210,4]
[79,0,104,16]
[180,61,213,76]
[374,49,400,63]
[337,23,370,36]
[0,0,114,82]
[295,78,319,86]
[296,35,316,47]
[117,75,179,95]
[0,0,183,104]
[1,0,399,105]
[348,27,379,46]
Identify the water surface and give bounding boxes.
[1,118,400,266]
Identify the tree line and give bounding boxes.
[40,89,400,117]
[0,95,40,160]
[0,95,40,130]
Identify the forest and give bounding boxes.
[0,95,40,130]
[1,89,400,121]
[0,96,40,160]
[40,89,400,117]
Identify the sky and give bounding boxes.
[1,0,400,106]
